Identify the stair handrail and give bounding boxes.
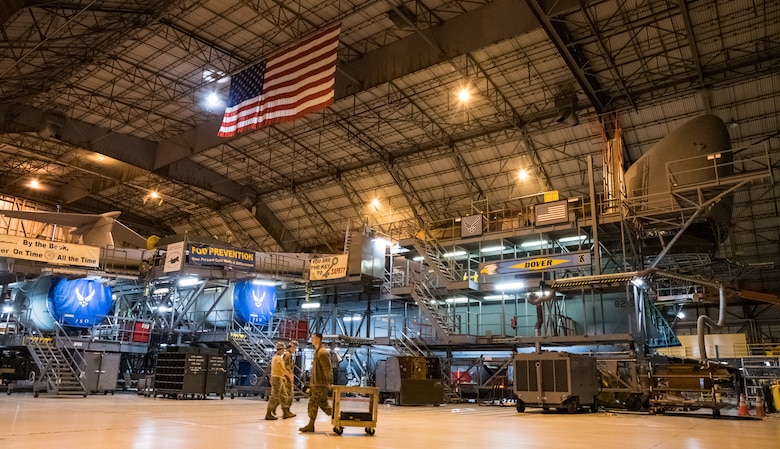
[229,317,307,396]
[412,270,455,335]
[25,337,61,389]
[53,321,88,392]
[413,230,462,283]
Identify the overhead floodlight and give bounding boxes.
[2,305,13,314]
[518,169,529,181]
[457,87,471,103]
[301,302,321,309]
[178,276,201,287]
[412,256,424,262]
[494,281,525,291]
[445,297,469,304]
[152,287,170,295]
[482,295,505,301]
[206,92,221,107]
[631,278,645,287]
[480,245,507,253]
[157,305,170,313]
[676,311,686,319]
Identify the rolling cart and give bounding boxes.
[331,385,379,435]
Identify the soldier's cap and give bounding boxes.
[288,340,299,347]
[275,341,285,350]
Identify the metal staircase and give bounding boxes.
[229,319,274,381]
[391,330,462,403]
[391,330,428,357]
[646,299,681,348]
[25,325,88,397]
[410,270,454,340]
[228,319,306,397]
[412,237,461,283]
[741,356,780,405]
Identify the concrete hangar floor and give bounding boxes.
[1,393,778,449]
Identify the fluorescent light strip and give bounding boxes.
[558,235,587,243]
[520,240,548,248]
[494,281,525,291]
[442,250,467,258]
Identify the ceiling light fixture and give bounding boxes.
[520,240,548,248]
[207,92,220,107]
[442,250,467,258]
[518,169,529,181]
[177,276,201,287]
[559,235,587,243]
[28,179,41,189]
[252,279,277,286]
[457,87,471,103]
[494,281,525,291]
[480,245,507,253]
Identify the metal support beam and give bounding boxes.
[0,103,299,252]
[525,0,608,114]
[678,0,707,93]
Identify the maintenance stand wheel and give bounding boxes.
[365,427,375,435]
[333,426,344,435]
[515,400,526,413]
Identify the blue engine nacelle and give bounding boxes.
[14,277,113,331]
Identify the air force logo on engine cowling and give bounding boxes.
[252,289,266,308]
[75,285,96,307]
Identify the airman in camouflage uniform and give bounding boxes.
[299,333,333,432]
[281,340,298,419]
[265,341,291,420]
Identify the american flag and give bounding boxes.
[535,200,569,226]
[218,24,341,137]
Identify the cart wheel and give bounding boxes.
[712,409,721,417]
[230,393,235,399]
[333,426,343,435]
[515,400,525,413]
[220,394,225,400]
[365,427,375,435]
[34,391,39,398]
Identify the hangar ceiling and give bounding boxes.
[0,0,778,295]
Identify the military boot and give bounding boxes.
[282,408,296,419]
[298,420,315,432]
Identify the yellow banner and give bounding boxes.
[0,235,100,267]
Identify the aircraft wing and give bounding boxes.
[0,210,119,227]
[111,220,149,249]
[0,210,146,248]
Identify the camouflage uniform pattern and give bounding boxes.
[267,375,290,414]
[307,385,332,419]
[282,349,294,409]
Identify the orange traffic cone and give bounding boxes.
[755,396,766,418]
[738,394,749,416]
